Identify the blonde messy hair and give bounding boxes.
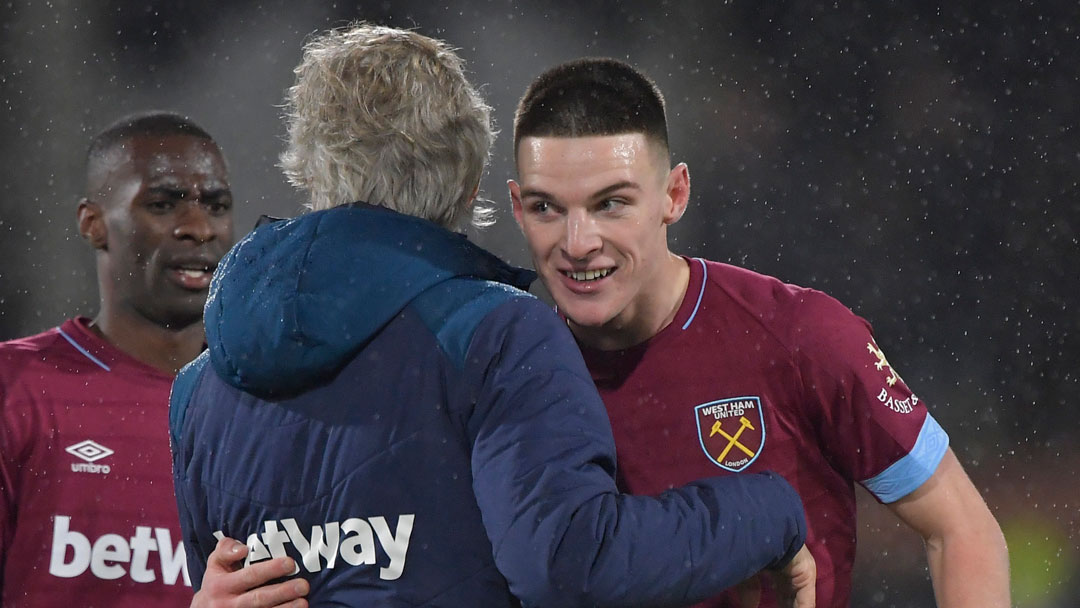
[280,23,496,229]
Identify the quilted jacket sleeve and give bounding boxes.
[466,298,806,608]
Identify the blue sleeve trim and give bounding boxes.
[861,413,950,503]
[169,351,210,445]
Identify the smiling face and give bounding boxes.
[80,133,234,329]
[511,133,690,349]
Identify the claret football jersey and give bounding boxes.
[579,258,948,608]
[0,317,192,606]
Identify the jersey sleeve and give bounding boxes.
[790,290,948,503]
[0,372,12,599]
[0,348,29,599]
[463,297,807,607]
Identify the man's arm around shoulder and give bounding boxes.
[466,298,813,606]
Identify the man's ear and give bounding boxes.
[77,198,108,250]
[508,179,525,230]
[662,163,690,225]
[466,181,480,206]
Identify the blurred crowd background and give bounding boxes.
[1,1,1076,605]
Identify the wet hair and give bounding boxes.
[514,57,669,160]
[280,22,496,230]
[86,111,217,172]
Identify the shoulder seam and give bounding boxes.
[412,279,532,370]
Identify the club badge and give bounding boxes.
[695,396,765,472]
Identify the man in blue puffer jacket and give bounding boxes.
[171,23,815,607]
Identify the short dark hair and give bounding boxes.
[86,111,217,169]
[513,57,669,159]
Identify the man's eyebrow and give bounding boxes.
[519,181,641,201]
[590,181,641,199]
[518,187,554,200]
[144,185,232,202]
[145,185,187,197]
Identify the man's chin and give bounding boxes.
[560,307,614,331]
[147,299,207,330]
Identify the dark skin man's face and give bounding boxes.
[80,134,234,329]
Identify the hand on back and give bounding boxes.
[191,537,309,608]
[736,543,816,608]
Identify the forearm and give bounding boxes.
[882,447,1011,607]
[926,514,1010,607]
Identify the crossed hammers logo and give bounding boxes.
[709,416,757,462]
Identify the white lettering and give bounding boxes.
[320,522,340,570]
[339,518,376,566]
[244,532,271,568]
[49,516,91,578]
[70,462,111,474]
[261,520,299,575]
[129,526,158,583]
[262,520,289,559]
[282,518,340,573]
[90,533,130,580]
[155,527,190,586]
[370,515,413,581]
[702,400,757,420]
[49,516,188,585]
[213,514,413,581]
[877,388,915,414]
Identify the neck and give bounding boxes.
[571,252,690,351]
[90,306,205,376]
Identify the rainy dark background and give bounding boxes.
[1,1,1077,605]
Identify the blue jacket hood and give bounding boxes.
[204,203,535,396]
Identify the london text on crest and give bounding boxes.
[694,397,765,472]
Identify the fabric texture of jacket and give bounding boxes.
[170,203,807,607]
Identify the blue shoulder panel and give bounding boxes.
[862,413,950,503]
[411,279,533,370]
[169,350,211,445]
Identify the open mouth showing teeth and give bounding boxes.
[175,266,213,278]
[564,268,614,282]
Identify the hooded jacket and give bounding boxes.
[170,203,806,607]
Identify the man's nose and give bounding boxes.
[563,210,601,260]
[173,199,215,243]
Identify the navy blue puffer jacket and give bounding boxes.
[170,203,805,607]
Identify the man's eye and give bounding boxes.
[147,201,174,212]
[530,201,550,214]
[205,200,233,215]
[598,199,624,212]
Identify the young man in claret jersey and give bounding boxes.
[508,57,1010,608]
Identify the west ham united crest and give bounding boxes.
[695,396,765,472]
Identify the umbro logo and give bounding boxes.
[66,440,114,463]
[66,440,114,474]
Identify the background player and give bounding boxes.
[0,112,239,605]
[173,23,814,607]
[508,58,1010,607]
